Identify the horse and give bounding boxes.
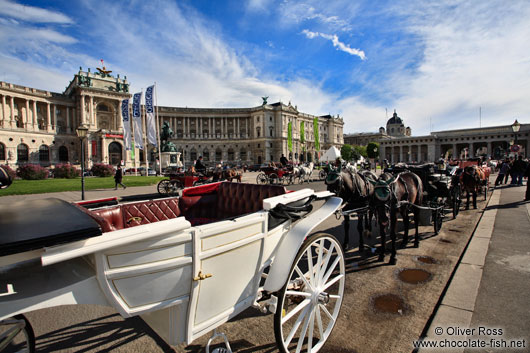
[222,168,242,182]
[299,162,314,183]
[461,165,486,209]
[368,172,423,265]
[325,166,375,251]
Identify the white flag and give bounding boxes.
[132,92,144,149]
[145,85,157,147]
[121,99,132,150]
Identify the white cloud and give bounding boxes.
[0,0,72,23]
[246,0,274,13]
[302,29,366,60]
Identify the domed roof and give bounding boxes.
[387,110,403,125]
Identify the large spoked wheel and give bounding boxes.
[0,314,36,353]
[274,233,345,353]
[269,173,280,185]
[256,173,268,184]
[157,179,172,195]
[318,170,326,181]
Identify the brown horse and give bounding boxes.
[325,167,375,251]
[222,168,242,182]
[368,172,423,265]
[461,165,486,209]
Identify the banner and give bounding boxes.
[121,99,132,150]
[145,85,157,147]
[132,92,143,149]
[313,117,320,151]
[287,122,293,152]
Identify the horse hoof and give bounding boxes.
[389,257,397,265]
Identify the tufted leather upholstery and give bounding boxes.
[216,182,286,219]
[121,198,181,227]
[179,194,218,220]
[91,206,125,232]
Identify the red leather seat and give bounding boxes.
[216,183,286,219]
[91,206,124,232]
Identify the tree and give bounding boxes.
[366,142,380,159]
[341,144,353,161]
[353,145,367,160]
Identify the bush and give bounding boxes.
[53,164,80,178]
[91,163,115,177]
[17,164,49,180]
[0,164,16,180]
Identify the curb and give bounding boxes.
[416,185,500,352]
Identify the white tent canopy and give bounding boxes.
[320,146,341,162]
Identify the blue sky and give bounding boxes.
[0,0,529,135]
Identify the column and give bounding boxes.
[10,96,15,128]
[32,100,37,130]
[197,118,201,138]
[46,103,52,132]
[53,104,57,132]
[66,106,71,133]
[89,96,94,126]
[246,117,249,137]
[399,145,403,162]
[220,118,224,138]
[236,118,240,138]
[80,95,86,125]
[0,95,5,128]
[25,100,30,130]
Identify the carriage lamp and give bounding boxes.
[511,119,520,146]
[76,125,89,200]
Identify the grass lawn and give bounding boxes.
[0,176,166,196]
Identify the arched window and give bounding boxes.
[17,144,29,162]
[269,127,273,137]
[215,148,222,161]
[0,143,5,160]
[59,146,68,162]
[97,103,110,112]
[39,145,50,164]
[108,142,122,166]
[227,148,234,161]
[256,127,261,137]
[240,149,246,161]
[203,149,209,161]
[190,148,197,162]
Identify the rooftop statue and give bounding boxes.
[262,96,269,105]
[97,59,112,77]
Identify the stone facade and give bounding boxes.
[0,69,344,169]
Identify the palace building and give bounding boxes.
[0,68,344,169]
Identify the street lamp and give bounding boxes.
[76,125,89,200]
[511,119,520,146]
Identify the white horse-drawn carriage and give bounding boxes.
[0,181,345,353]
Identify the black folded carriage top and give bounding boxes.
[0,198,102,257]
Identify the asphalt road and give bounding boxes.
[18,176,488,352]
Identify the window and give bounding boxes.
[256,127,261,137]
[227,148,234,161]
[270,127,273,137]
[17,144,28,162]
[97,104,109,112]
[39,145,49,164]
[203,149,209,161]
[215,148,222,161]
[190,148,197,161]
[59,146,68,162]
[257,116,260,122]
[0,143,5,160]
[240,149,246,161]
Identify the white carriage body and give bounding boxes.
[0,182,340,347]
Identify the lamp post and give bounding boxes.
[511,119,520,146]
[76,125,89,200]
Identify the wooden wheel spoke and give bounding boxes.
[321,256,341,287]
[317,243,335,287]
[285,305,310,346]
[322,273,344,292]
[282,298,311,325]
[295,305,313,353]
[295,266,314,291]
[285,290,312,298]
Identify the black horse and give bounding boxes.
[368,172,423,265]
[325,166,375,251]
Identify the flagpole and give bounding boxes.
[155,82,162,175]
[141,89,148,174]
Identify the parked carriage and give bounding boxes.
[0,182,345,353]
[256,166,296,185]
[383,163,461,233]
[157,172,212,195]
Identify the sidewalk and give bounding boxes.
[420,183,530,352]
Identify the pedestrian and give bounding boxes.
[511,155,526,186]
[280,154,288,167]
[495,158,510,186]
[524,163,530,201]
[114,164,126,190]
[505,157,513,184]
[195,155,206,175]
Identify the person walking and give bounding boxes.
[511,155,527,186]
[495,158,510,186]
[524,161,530,201]
[114,164,126,190]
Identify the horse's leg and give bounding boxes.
[377,215,386,262]
[414,208,420,247]
[465,190,470,210]
[343,215,350,250]
[357,213,364,252]
[367,209,373,237]
[388,206,397,264]
[473,189,477,209]
[363,211,371,238]
[400,206,409,249]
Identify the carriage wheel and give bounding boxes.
[0,314,36,353]
[157,180,172,195]
[319,170,326,181]
[256,173,268,184]
[269,173,280,185]
[274,233,345,353]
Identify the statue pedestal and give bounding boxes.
[161,152,182,170]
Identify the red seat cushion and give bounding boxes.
[91,206,125,232]
[121,198,181,228]
[216,183,286,219]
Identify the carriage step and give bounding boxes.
[206,329,232,353]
